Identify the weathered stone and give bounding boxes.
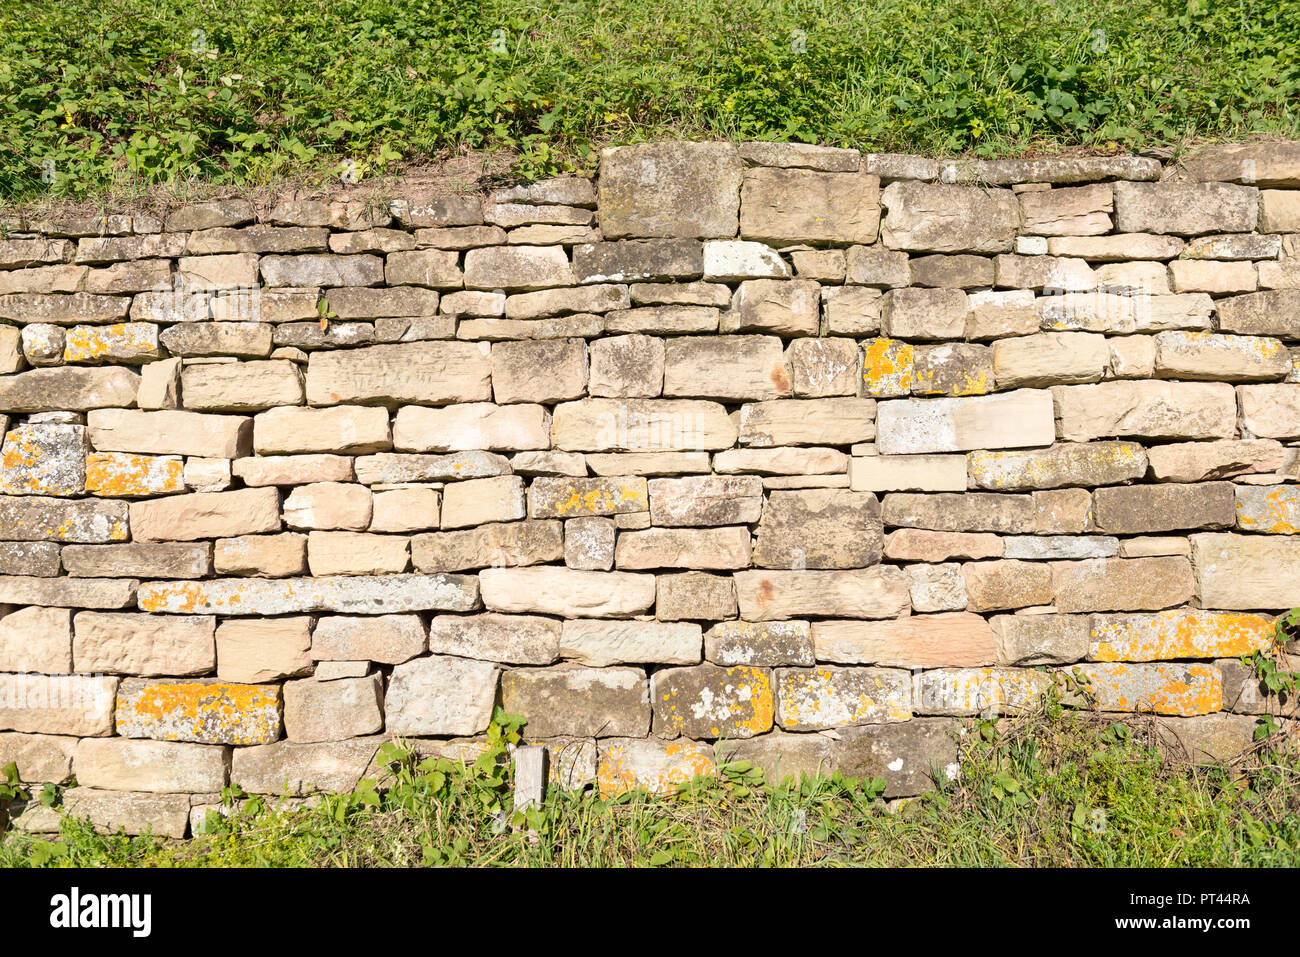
[882,492,1034,533]
[1034,488,1095,535]
[908,254,993,289]
[1235,485,1300,534]
[615,526,751,570]
[883,529,1002,563]
[663,335,790,401]
[879,288,966,341]
[259,254,382,288]
[996,254,1096,292]
[651,664,773,739]
[1053,381,1236,442]
[714,447,847,475]
[74,737,227,792]
[702,241,789,281]
[814,613,993,668]
[479,566,654,618]
[596,736,715,796]
[905,561,968,611]
[738,141,860,171]
[703,620,812,667]
[411,520,563,572]
[1114,181,1258,235]
[588,335,664,398]
[251,408,391,459]
[0,495,128,543]
[177,360,305,412]
[131,487,280,541]
[137,574,480,615]
[740,167,880,245]
[560,619,700,667]
[655,571,738,622]
[751,489,881,569]
[1093,482,1234,533]
[914,667,1052,715]
[371,487,441,533]
[386,655,499,736]
[561,515,612,570]
[215,617,313,683]
[1217,291,1300,338]
[283,673,384,742]
[305,342,491,406]
[0,732,77,783]
[234,454,355,486]
[775,666,910,729]
[992,613,1090,665]
[0,423,86,496]
[84,452,184,497]
[0,575,137,609]
[734,567,909,621]
[392,403,550,453]
[648,475,763,527]
[848,455,963,494]
[0,606,71,672]
[1089,610,1272,662]
[502,665,649,737]
[964,290,1038,340]
[970,442,1147,491]
[1173,142,1300,187]
[231,738,380,795]
[213,533,308,578]
[1152,331,1288,382]
[738,399,875,450]
[158,321,272,358]
[88,408,251,458]
[282,482,371,531]
[910,343,992,397]
[552,398,736,451]
[1239,384,1300,439]
[991,333,1109,389]
[72,612,213,675]
[724,279,820,338]
[1018,184,1112,235]
[880,182,1018,253]
[439,475,524,529]
[1051,556,1195,612]
[115,677,279,745]
[0,541,61,576]
[1190,533,1300,609]
[1038,290,1213,335]
[961,560,1052,612]
[1072,663,1221,716]
[822,286,884,338]
[487,339,587,405]
[308,531,409,575]
[598,143,742,239]
[426,613,557,664]
[876,389,1055,455]
[1002,535,1117,559]
[0,366,138,412]
[383,248,461,288]
[0,673,116,735]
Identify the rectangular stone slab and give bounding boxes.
[136,574,480,615]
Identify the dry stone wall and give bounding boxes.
[3,139,1300,837]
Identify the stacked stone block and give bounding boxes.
[2,140,1299,836]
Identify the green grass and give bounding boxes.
[3,699,1297,867]
[1,0,1298,203]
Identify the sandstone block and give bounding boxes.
[662,335,790,401]
[131,487,281,541]
[561,619,701,667]
[1051,556,1195,612]
[1239,384,1300,439]
[551,398,737,451]
[386,655,499,736]
[308,531,409,576]
[740,167,880,245]
[370,487,440,533]
[1093,482,1235,533]
[596,737,715,796]
[411,520,563,572]
[913,667,1052,715]
[180,360,305,411]
[427,613,557,664]
[0,496,128,543]
[305,342,491,406]
[213,533,308,577]
[655,571,738,622]
[501,665,650,737]
[282,482,371,531]
[876,389,1055,455]
[882,492,1034,533]
[992,613,1090,665]
[116,677,280,745]
[992,332,1109,389]
[881,287,967,340]
[814,613,994,668]
[962,560,1052,612]
[648,475,764,526]
[616,526,751,570]
[0,366,139,412]
[73,612,213,675]
[214,617,313,683]
[1089,610,1272,662]
[775,666,910,729]
[1073,663,1221,716]
[137,574,480,615]
[491,339,587,404]
[880,182,1018,253]
[1113,182,1258,235]
[734,567,910,621]
[253,405,391,455]
[969,442,1146,492]
[0,732,77,783]
[1018,184,1112,235]
[1190,533,1300,609]
[704,620,813,667]
[74,738,227,792]
[598,142,742,239]
[911,342,993,397]
[739,398,876,448]
[1053,381,1236,442]
[231,738,380,795]
[0,606,72,673]
[0,423,87,496]
[588,334,665,398]
[479,566,655,618]
[752,488,881,569]
[283,674,384,742]
[0,673,116,735]
[88,408,251,458]
[652,664,773,739]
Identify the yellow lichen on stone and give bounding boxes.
[116,680,281,745]
[861,338,913,397]
[85,451,185,497]
[1089,610,1273,662]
